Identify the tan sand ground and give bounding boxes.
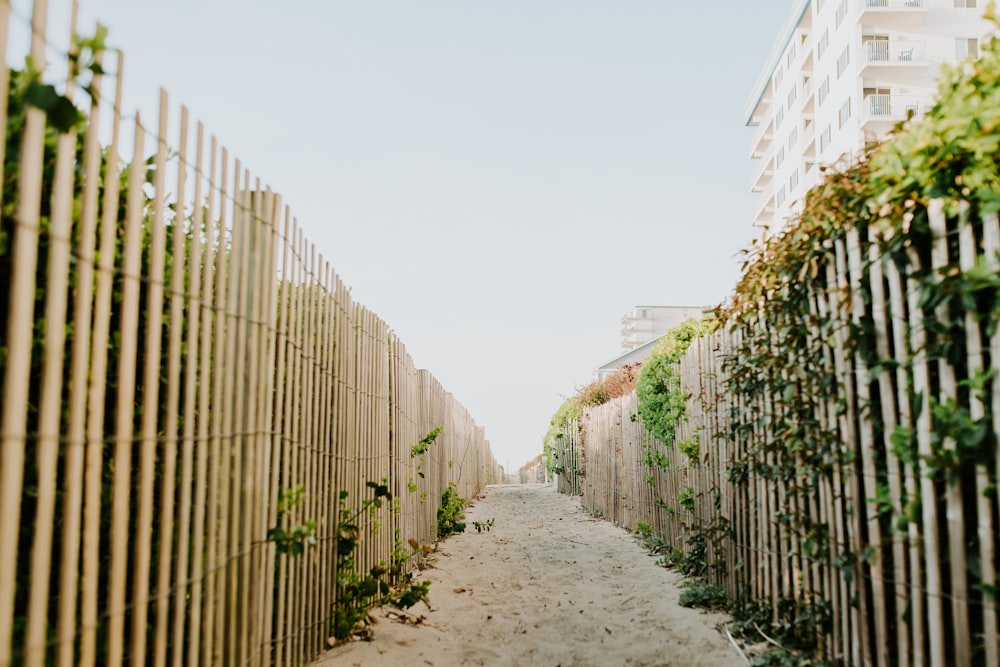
[313,484,746,667]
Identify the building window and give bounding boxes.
[817,29,829,59]
[787,85,797,108]
[835,0,848,27]
[837,46,851,78]
[818,76,830,105]
[777,146,785,168]
[820,125,832,152]
[817,0,825,10]
[787,43,797,69]
[790,169,800,191]
[955,0,977,7]
[775,67,784,89]
[839,98,852,128]
[776,185,787,208]
[776,105,785,128]
[789,127,798,149]
[957,37,980,59]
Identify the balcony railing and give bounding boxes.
[751,155,774,193]
[864,40,926,64]
[749,119,773,158]
[861,94,933,124]
[751,193,775,228]
[864,0,924,7]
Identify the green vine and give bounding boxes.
[266,485,317,556]
[635,317,718,466]
[333,481,432,642]
[411,425,443,481]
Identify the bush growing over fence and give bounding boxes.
[635,317,718,447]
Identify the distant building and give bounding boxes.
[595,338,659,381]
[595,305,706,381]
[746,0,994,233]
[620,305,703,352]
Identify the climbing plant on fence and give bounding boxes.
[635,317,718,464]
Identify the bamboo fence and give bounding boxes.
[553,209,1000,665]
[0,2,501,665]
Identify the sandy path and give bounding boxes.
[314,484,743,667]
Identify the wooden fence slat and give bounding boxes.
[188,132,218,667]
[173,115,204,667]
[868,232,911,666]
[958,208,998,666]
[906,241,946,667]
[848,227,890,667]
[929,201,971,666]
[153,102,189,667]
[80,49,125,667]
[56,33,106,667]
[24,5,81,663]
[885,253,923,666]
[129,90,171,666]
[205,145,232,667]
[105,115,149,667]
[983,211,1000,664]
[0,1,50,660]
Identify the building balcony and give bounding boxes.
[864,0,924,6]
[752,193,776,229]
[861,40,928,79]
[751,155,774,193]
[749,120,773,159]
[860,0,927,26]
[802,135,817,159]
[860,93,933,130]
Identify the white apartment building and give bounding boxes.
[746,0,994,232]
[619,305,704,351]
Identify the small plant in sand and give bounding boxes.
[436,482,466,537]
[472,518,494,533]
[678,579,727,610]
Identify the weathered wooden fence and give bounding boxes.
[517,453,548,484]
[553,207,1000,666]
[0,2,500,665]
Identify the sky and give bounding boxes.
[14,0,792,471]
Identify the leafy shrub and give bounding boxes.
[635,318,717,446]
[577,363,641,408]
[678,579,727,610]
[542,395,581,475]
[436,482,466,537]
[871,3,1000,215]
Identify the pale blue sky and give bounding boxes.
[22,1,792,469]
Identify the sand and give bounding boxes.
[312,484,745,667]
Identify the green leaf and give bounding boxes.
[24,80,59,110]
[24,81,81,132]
